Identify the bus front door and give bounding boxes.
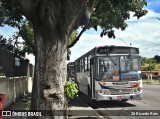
[90,58,96,99]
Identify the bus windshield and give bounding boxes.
[98,55,141,81]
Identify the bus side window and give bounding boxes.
[77,61,80,72]
[85,57,88,71]
[88,55,91,70]
[90,58,94,65]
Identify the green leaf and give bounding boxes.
[64,81,79,100]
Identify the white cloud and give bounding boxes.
[128,9,160,22]
[70,9,160,61]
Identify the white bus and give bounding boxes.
[74,45,142,101]
[67,62,75,82]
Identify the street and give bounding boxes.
[78,83,160,119]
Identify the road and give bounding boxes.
[78,83,160,119]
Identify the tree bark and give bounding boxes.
[31,24,67,119]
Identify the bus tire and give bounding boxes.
[77,83,81,95]
[88,85,91,97]
[121,99,128,102]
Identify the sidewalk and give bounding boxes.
[68,96,101,119]
[2,94,101,119]
[3,94,31,119]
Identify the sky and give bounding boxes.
[70,0,160,62]
[0,26,35,65]
[0,0,160,64]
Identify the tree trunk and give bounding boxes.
[4,0,92,119]
[31,24,67,119]
[19,1,89,119]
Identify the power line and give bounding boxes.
[114,37,160,50]
[116,37,129,46]
[141,43,160,50]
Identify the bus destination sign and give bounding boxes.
[97,46,139,54]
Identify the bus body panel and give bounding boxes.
[96,92,142,101]
[72,45,143,101]
[94,80,142,101]
[76,71,90,95]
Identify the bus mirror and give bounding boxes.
[90,58,94,65]
[87,73,90,77]
[128,54,131,59]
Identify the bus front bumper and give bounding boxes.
[95,92,142,101]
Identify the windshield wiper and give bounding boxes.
[120,71,130,74]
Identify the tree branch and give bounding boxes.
[67,27,86,49]
[12,0,38,20]
[67,0,100,49]
[19,31,35,50]
[91,0,100,10]
[23,37,35,50]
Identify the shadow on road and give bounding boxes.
[68,96,89,107]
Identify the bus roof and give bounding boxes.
[75,45,139,61]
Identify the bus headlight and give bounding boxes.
[97,89,111,95]
[131,88,137,94]
[137,87,142,93]
[131,88,141,94]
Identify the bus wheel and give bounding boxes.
[121,99,128,102]
[77,84,81,95]
[78,91,82,96]
[88,85,91,96]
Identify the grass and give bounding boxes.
[142,79,160,83]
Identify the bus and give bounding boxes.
[67,62,75,82]
[74,45,142,101]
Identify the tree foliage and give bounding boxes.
[141,57,157,71]
[154,55,160,63]
[67,31,78,59]
[0,1,34,55]
[0,0,148,51]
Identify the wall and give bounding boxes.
[0,44,34,108]
[0,76,33,108]
[0,45,30,77]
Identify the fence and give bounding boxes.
[0,77,28,108]
[0,44,34,108]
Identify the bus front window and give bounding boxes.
[99,57,119,81]
[120,56,139,72]
[120,56,140,80]
[98,56,141,81]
